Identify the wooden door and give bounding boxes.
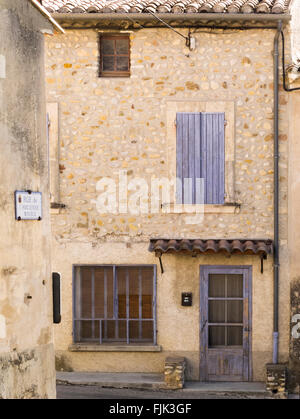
[200,266,252,382]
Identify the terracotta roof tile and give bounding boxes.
[41,0,291,14]
[148,238,273,256]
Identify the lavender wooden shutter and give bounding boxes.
[201,112,225,205]
[176,112,225,205]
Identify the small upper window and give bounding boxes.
[99,35,130,77]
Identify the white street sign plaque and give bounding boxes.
[15,191,42,221]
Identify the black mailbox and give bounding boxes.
[181,292,192,306]
[52,272,61,324]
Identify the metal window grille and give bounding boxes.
[73,265,157,344]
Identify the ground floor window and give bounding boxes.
[73,265,156,344]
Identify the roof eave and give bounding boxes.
[29,0,65,33]
[52,12,291,23]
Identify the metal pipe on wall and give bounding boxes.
[273,20,282,365]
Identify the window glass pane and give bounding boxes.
[116,38,129,54]
[81,267,92,318]
[117,268,127,319]
[227,300,243,324]
[142,295,152,319]
[102,56,115,72]
[106,320,116,340]
[227,274,243,298]
[209,300,225,323]
[209,274,225,298]
[227,326,243,346]
[117,320,127,340]
[129,320,139,340]
[75,265,155,343]
[94,267,104,318]
[209,326,225,346]
[142,268,153,318]
[116,56,129,72]
[142,321,153,341]
[106,268,114,318]
[101,38,115,55]
[81,320,92,339]
[129,267,140,319]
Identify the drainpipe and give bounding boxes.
[273,20,282,365]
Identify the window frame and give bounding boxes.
[99,34,131,78]
[72,264,157,345]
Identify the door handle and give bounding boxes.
[244,326,250,332]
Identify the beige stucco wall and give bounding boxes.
[45,26,291,381]
[288,92,300,387]
[0,0,55,398]
[54,242,276,381]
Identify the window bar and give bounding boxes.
[91,268,95,339]
[78,267,82,342]
[139,268,142,340]
[225,274,228,346]
[126,269,130,344]
[113,266,119,340]
[153,266,157,345]
[104,268,107,340]
[99,319,102,344]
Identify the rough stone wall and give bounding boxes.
[45,27,290,380]
[0,0,55,398]
[45,28,288,241]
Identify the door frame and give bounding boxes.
[199,265,253,382]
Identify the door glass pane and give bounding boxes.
[227,326,243,346]
[227,300,243,323]
[209,326,225,346]
[209,274,225,297]
[209,300,225,323]
[227,274,243,297]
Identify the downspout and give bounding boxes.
[273,20,282,365]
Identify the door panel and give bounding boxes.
[200,266,252,382]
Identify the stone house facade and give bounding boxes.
[43,0,299,387]
[0,0,62,398]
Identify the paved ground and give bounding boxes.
[57,384,271,399]
[56,372,300,399]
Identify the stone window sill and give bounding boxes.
[68,344,162,353]
[161,203,241,214]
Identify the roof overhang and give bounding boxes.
[149,239,273,257]
[52,12,291,30]
[29,0,64,33]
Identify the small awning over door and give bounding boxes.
[149,239,273,273]
[149,239,273,257]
